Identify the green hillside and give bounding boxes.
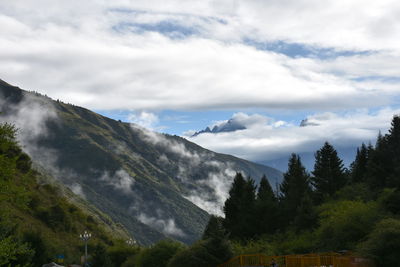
[0,122,130,265]
[0,79,282,245]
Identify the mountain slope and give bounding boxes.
[0,122,129,265]
[0,79,282,245]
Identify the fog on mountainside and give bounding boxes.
[0,79,282,245]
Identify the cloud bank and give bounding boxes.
[187,110,400,162]
[0,0,399,112]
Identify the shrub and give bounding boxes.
[358,218,400,267]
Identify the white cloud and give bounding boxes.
[184,162,236,216]
[188,109,400,162]
[127,111,159,130]
[69,183,86,199]
[100,169,135,194]
[0,1,399,112]
[132,125,241,215]
[138,212,186,237]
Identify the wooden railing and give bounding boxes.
[217,253,373,267]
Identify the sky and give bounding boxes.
[1,0,400,167]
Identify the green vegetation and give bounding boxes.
[217,115,400,267]
[0,123,131,265]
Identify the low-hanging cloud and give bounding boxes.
[100,169,135,194]
[188,109,400,162]
[138,212,186,237]
[184,162,236,216]
[132,124,244,215]
[69,183,87,199]
[0,91,90,198]
[0,93,57,151]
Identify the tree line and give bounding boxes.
[216,115,400,267]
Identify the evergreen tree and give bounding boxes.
[293,194,317,231]
[223,173,246,235]
[223,173,256,240]
[366,116,400,190]
[202,215,226,240]
[280,154,312,226]
[311,142,347,201]
[386,115,400,187]
[366,132,390,189]
[350,143,370,184]
[255,175,278,235]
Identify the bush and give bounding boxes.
[316,200,381,250]
[358,218,400,267]
[136,240,184,267]
[168,237,232,267]
[108,244,140,267]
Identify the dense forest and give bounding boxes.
[1,116,400,266]
[218,115,400,267]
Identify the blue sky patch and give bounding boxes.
[113,21,199,39]
[243,39,373,59]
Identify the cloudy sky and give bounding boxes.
[1,0,400,167]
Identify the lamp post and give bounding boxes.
[80,230,91,266]
[126,238,136,246]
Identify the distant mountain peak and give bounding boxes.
[192,118,246,137]
[300,118,320,127]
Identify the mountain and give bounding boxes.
[192,119,246,136]
[0,121,129,265]
[0,79,282,245]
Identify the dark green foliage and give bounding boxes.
[379,188,400,214]
[202,215,226,240]
[0,236,34,266]
[256,175,278,234]
[38,204,73,231]
[358,218,400,267]
[223,173,257,239]
[168,236,233,267]
[316,200,380,250]
[350,143,370,183]
[312,142,347,201]
[108,244,140,267]
[367,115,400,189]
[22,231,53,266]
[136,240,184,267]
[280,154,312,228]
[293,194,317,231]
[334,183,373,202]
[0,123,17,153]
[366,132,391,189]
[0,217,34,266]
[92,243,113,267]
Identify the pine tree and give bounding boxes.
[223,173,256,240]
[386,115,400,187]
[366,116,400,190]
[279,154,311,227]
[203,215,226,240]
[293,194,317,231]
[311,142,347,201]
[350,143,370,184]
[223,172,246,236]
[255,175,278,235]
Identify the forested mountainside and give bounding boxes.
[0,122,131,265]
[0,79,282,244]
